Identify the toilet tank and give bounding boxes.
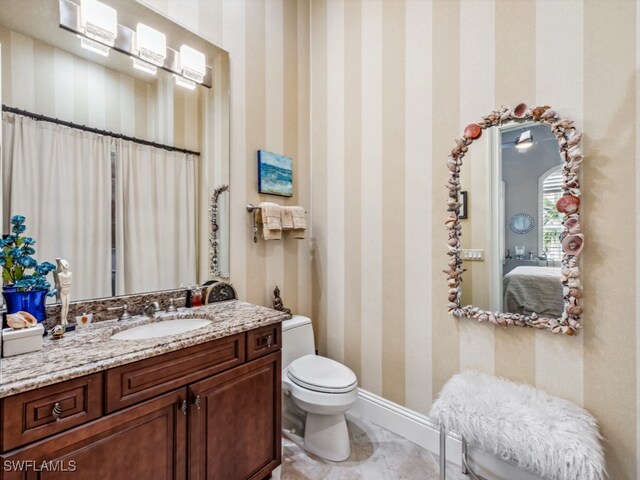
[282,315,316,369]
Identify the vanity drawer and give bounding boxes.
[105,334,245,413]
[246,323,281,361]
[1,373,103,451]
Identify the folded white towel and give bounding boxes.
[290,206,306,239]
[280,207,294,230]
[259,202,282,240]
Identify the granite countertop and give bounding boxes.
[0,300,289,398]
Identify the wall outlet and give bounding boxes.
[461,249,484,261]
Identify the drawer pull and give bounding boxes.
[180,400,188,416]
[194,395,201,410]
[258,335,273,348]
[52,402,62,421]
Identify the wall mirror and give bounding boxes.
[445,104,583,335]
[0,0,230,303]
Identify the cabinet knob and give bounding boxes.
[52,402,62,421]
[194,395,201,410]
[267,335,272,348]
[180,400,188,416]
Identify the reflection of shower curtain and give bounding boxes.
[114,140,197,295]
[2,112,112,300]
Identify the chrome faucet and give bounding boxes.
[143,301,160,318]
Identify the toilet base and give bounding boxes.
[303,413,351,462]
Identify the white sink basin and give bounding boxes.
[111,318,211,340]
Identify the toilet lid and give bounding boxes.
[287,355,357,394]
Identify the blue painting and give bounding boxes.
[258,150,293,197]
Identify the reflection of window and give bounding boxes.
[541,168,563,260]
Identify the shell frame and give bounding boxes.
[445,105,583,335]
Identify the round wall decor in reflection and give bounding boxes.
[509,213,534,234]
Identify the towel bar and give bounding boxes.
[247,205,260,243]
[246,203,307,214]
[246,204,307,243]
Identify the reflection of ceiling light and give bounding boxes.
[515,130,533,150]
[80,0,117,46]
[132,57,157,75]
[179,45,206,83]
[136,23,166,67]
[175,75,196,90]
[79,36,110,56]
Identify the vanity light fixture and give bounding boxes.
[132,57,157,75]
[135,23,166,67]
[175,75,196,91]
[80,0,117,46]
[59,0,212,88]
[79,36,110,57]
[179,45,206,83]
[515,130,534,150]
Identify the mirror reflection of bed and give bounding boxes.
[460,122,565,320]
[503,266,563,318]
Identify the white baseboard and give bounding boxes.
[351,388,544,480]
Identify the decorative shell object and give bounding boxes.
[6,311,37,329]
[513,103,528,118]
[464,123,482,140]
[562,234,585,256]
[51,324,66,340]
[556,194,580,214]
[564,216,581,234]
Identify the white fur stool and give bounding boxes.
[430,372,605,480]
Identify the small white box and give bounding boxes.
[2,324,44,357]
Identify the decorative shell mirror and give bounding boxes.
[445,104,583,335]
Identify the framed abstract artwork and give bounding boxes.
[258,150,293,197]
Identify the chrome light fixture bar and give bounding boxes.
[59,0,212,88]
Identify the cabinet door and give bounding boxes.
[189,352,281,480]
[1,389,187,480]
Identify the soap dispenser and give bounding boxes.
[185,286,193,308]
[192,288,203,307]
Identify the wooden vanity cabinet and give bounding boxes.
[189,353,281,480]
[0,324,282,480]
[1,389,188,480]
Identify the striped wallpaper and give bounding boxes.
[309,0,637,478]
[4,0,637,477]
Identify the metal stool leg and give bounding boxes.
[461,436,481,480]
[461,436,468,475]
[439,424,446,480]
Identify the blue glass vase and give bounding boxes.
[2,287,47,322]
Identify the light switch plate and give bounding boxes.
[461,249,484,261]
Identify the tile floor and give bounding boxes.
[273,413,467,480]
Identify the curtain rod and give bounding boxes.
[2,105,201,157]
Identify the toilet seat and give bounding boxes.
[282,370,358,416]
[287,355,357,394]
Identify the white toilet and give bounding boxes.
[281,315,358,462]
